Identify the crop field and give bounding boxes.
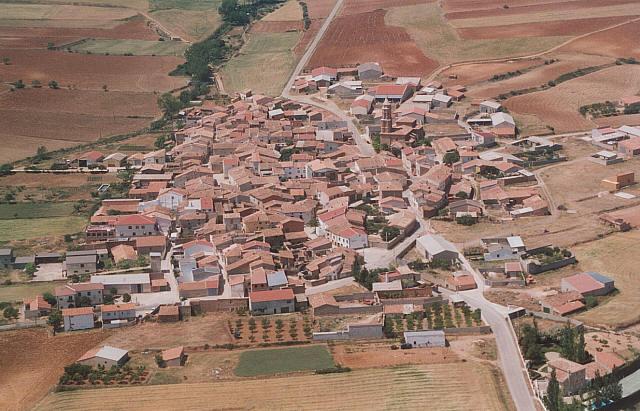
[149,0,222,42]
[0,216,87,242]
[222,31,300,96]
[0,202,75,219]
[36,362,513,411]
[505,64,640,132]
[466,53,614,100]
[308,9,438,77]
[0,327,110,411]
[386,3,570,65]
[69,38,188,56]
[559,19,640,59]
[0,281,59,302]
[0,4,138,22]
[234,345,334,377]
[437,59,543,87]
[261,0,302,21]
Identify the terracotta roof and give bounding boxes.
[101,303,136,313]
[563,273,605,295]
[178,278,219,291]
[250,288,294,303]
[162,346,184,361]
[62,306,94,316]
[116,214,156,226]
[158,305,179,316]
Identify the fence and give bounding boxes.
[445,325,491,335]
[0,322,44,332]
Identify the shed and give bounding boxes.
[404,330,446,347]
[77,345,129,368]
[416,234,459,263]
[161,346,185,367]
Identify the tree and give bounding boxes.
[442,150,460,165]
[544,369,562,411]
[42,292,57,306]
[307,217,318,227]
[455,191,468,199]
[24,262,37,277]
[47,310,63,334]
[33,146,48,163]
[3,306,18,319]
[14,79,25,89]
[154,135,167,149]
[157,93,182,119]
[2,57,10,65]
[48,80,59,89]
[122,293,131,303]
[75,295,92,307]
[0,163,12,176]
[155,354,166,368]
[380,225,400,242]
[102,84,108,92]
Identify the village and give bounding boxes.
[2,0,640,408]
[1,54,640,411]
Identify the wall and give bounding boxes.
[526,256,576,274]
[190,298,248,313]
[444,326,491,335]
[380,295,444,306]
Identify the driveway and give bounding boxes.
[31,263,63,282]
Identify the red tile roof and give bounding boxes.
[62,307,94,316]
[563,273,605,295]
[116,214,156,226]
[101,303,136,313]
[250,288,294,303]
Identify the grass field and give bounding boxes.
[386,3,570,64]
[70,38,188,56]
[0,280,58,302]
[221,31,300,96]
[36,362,513,411]
[234,345,334,377]
[261,0,301,21]
[0,202,76,219]
[0,216,86,241]
[0,4,137,21]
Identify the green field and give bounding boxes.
[0,216,86,241]
[70,39,188,56]
[234,345,334,377]
[221,31,300,96]
[149,0,220,11]
[0,281,59,303]
[0,202,76,220]
[386,3,570,64]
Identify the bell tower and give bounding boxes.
[381,98,392,133]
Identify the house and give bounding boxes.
[77,346,129,368]
[416,234,459,263]
[162,346,185,367]
[64,254,97,276]
[158,305,180,322]
[547,358,587,395]
[372,84,411,102]
[103,153,127,167]
[55,282,104,309]
[249,288,295,315]
[101,303,137,326]
[618,137,640,157]
[479,100,502,114]
[73,151,104,168]
[560,272,615,296]
[327,226,368,249]
[404,330,446,347]
[111,244,137,264]
[23,295,52,319]
[311,66,338,87]
[62,306,95,331]
[350,95,374,116]
[114,214,159,238]
[446,273,477,291]
[540,291,585,316]
[178,277,220,299]
[601,172,634,191]
[357,62,383,80]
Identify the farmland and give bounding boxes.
[0,202,76,219]
[0,281,58,302]
[234,345,334,377]
[35,362,513,411]
[148,0,222,42]
[0,216,87,242]
[505,64,640,132]
[221,31,301,96]
[69,38,188,56]
[0,327,110,411]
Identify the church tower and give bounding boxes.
[381,98,392,133]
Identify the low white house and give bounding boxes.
[404,330,446,347]
[416,234,459,263]
[328,226,368,249]
[62,307,94,332]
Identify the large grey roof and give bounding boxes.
[416,234,458,255]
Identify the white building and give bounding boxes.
[404,330,446,347]
[62,307,95,332]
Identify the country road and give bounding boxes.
[281,0,375,157]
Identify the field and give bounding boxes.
[331,341,458,368]
[0,172,118,201]
[0,202,76,219]
[148,0,222,42]
[570,231,640,329]
[69,38,188,56]
[221,31,300,96]
[559,19,640,59]
[505,64,640,132]
[0,216,87,242]
[36,362,513,411]
[0,4,137,21]
[261,0,302,21]
[0,281,59,302]
[0,327,110,411]
[308,9,438,77]
[234,345,334,377]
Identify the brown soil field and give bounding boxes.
[0,49,186,92]
[0,15,158,43]
[505,64,640,132]
[103,315,234,351]
[341,0,433,15]
[467,53,613,100]
[35,362,514,411]
[444,0,636,19]
[559,19,640,59]
[0,172,117,189]
[0,328,110,411]
[294,18,323,55]
[458,15,637,39]
[305,0,337,19]
[595,113,640,128]
[0,134,77,163]
[331,341,458,368]
[251,20,303,33]
[437,59,542,87]
[307,9,438,76]
[262,0,302,21]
